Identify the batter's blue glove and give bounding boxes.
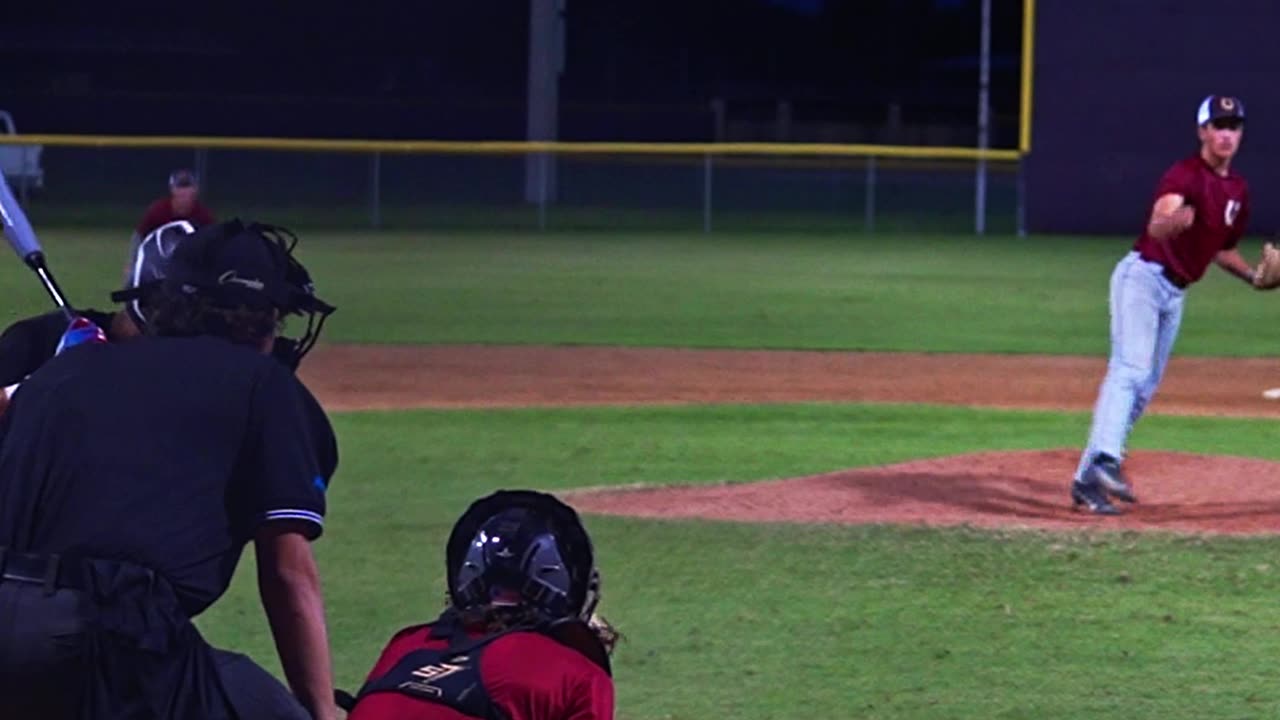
[55,316,108,356]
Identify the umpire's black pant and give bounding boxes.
[0,550,311,719]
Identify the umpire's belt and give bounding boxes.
[0,547,87,593]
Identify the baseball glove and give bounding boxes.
[1253,241,1280,290]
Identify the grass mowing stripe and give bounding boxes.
[8,229,1280,355]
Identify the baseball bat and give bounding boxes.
[0,172,76,322]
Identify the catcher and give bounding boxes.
[342,490,618,720]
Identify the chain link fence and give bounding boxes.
[4,142,1023,235]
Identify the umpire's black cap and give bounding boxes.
[165,219,330,314]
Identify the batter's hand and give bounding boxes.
[54,316,108,356]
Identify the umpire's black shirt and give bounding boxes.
[0,309,338,482]
[0,335,335,618]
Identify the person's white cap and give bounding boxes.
[1197,95,1245,126]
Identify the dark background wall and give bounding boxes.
[1027,0,1280,235]
[2,1,1028,232]
[1,1,1023,145]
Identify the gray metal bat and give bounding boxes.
[0,171,76,322]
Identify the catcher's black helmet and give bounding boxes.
[446,490,601,625]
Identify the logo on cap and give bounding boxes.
[218,270,265,291]
[1221,97,1236,111]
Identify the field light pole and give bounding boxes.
[526,0,565,211]
[193,148,208,193]
[974,0,992,236]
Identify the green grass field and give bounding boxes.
[7,228,1277,356]
[5,226,1280,719]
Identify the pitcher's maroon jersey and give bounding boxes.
[1133,154,1249,285]
[136,198,216,237]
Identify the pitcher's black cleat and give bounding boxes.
[1085,454,1136,503]
[1071,480,1121,516]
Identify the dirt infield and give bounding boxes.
[301,344,1280,534]
[300,344,1280,417]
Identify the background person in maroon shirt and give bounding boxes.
[344,490,618,720]
[123,169,216,282]
[1071,94,1268,515]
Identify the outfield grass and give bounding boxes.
[5,228,1276,356]
[194,403,1280,719]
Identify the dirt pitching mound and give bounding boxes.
[564,449,1280,536]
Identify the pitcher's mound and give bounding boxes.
[565,449,1280,536]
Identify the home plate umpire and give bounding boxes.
[0,219,341,719]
